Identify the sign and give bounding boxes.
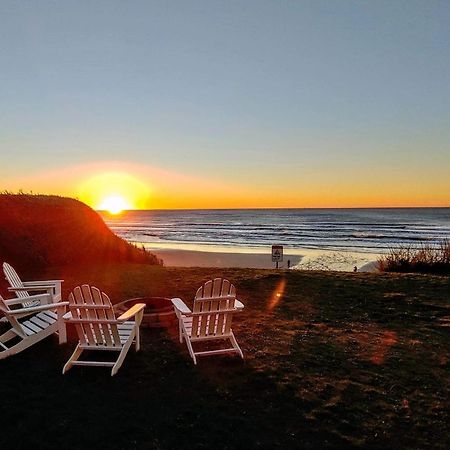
[272,245,283,262]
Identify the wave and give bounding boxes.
[102,208,450,253]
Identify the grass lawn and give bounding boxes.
[1,264,449,449]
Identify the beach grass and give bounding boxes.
[379,240,450,275]
[1,263,449,449]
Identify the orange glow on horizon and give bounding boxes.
[77,171,151,211]
[2,160,449,209]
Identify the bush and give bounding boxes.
[378,240,450,275]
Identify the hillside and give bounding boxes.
[0,194,160,270]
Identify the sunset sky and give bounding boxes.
[1,1,449,209]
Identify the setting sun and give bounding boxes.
[77,171,151,211]
[98,195,130,214]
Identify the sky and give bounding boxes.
[1,0,450,209]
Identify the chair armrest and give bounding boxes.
[6,301,69,316]
[235,299,245,310]
[117,303,146,322]
[23,280,64,286]
[8,286,54,293]
[10,284,62,303]
[171,298,192,315]
[4,293,52,306]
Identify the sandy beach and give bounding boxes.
[146,244,380,272]
[151,248,302,269]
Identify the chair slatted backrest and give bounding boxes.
[3,262,30,301]
[191,278,236,338]
[68,285,122,348]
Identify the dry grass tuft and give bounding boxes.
[378,240,450,274]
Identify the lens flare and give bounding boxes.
[267,278,287,311]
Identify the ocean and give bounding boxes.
[101,208,450,256]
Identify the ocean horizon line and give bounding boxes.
[97,205,450,213]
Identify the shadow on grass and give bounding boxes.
[1,264,449,449]
[0,327,355,450]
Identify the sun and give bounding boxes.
[77,171,151,212]
[98,195,130,214]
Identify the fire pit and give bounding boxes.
[114,297,176,328]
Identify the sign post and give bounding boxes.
[271,245,283,269]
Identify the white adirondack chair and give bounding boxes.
[171,278,244,364]
[63,285,145,376]
[3,262,63,308]
[0,292,68,360]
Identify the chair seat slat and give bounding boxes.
[36,312,57,324]
[21,321,41,334]
[29,316,51,330]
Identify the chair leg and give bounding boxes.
[63,345,83,374]
[184,337,197,364]
[111,332,135,376]
[56,305,67,344]
[175,317,184,343]
[135,325,140,352]
[57,319,67,344]
[179,324,184,343]
[230,331,244,359]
